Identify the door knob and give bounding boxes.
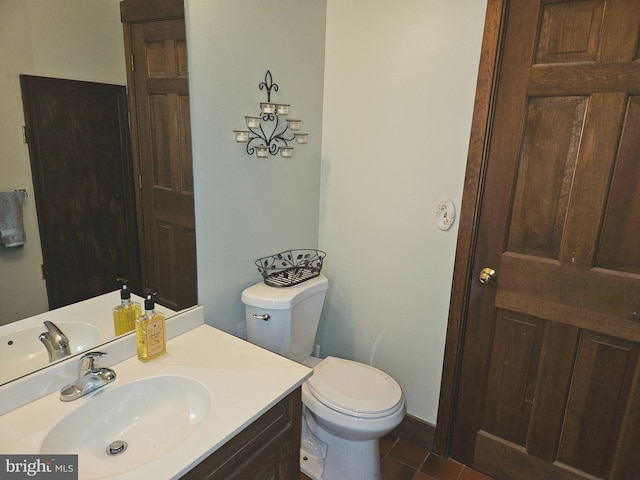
[479,268,496,285]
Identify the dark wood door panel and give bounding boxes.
[146,93,192,192]
[495,254,640,341]
[478,315,639,479]
[151,188,195,222]
[140,18,187,55]
[475,323,640,480]
[148,220,195,310]
[534,0,604,66]
[475,431,594,480]
[506,96,587,260]
[595,95,640,275]
[481,310,546,446]
[557,333,639,477]
[525,322,578,462]
[558,93,628,269]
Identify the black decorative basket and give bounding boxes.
[255,249,326,288]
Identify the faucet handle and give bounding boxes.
[80,351,106,375]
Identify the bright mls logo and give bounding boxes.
[1,455,78,479]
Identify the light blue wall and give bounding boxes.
[187,0,327,335]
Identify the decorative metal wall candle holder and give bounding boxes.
[233,71,308,158]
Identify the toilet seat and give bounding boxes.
[306,356,403,418]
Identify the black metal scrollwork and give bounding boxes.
[239,71,302,157]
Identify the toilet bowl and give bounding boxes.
[300,356,406,480]
[242,274,406,480]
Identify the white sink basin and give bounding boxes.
[40,375,211,479]
[0,322,100,384]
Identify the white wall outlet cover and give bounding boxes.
[436,199,456,231]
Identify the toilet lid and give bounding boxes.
[306,357,403,417]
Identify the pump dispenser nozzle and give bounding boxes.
[113,278,141,336]
[136,288,166,361]
[143,289,156,311]
[117,277,132,300]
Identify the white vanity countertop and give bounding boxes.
[0,324,312,479]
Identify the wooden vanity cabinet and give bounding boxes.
[180,387,302,480]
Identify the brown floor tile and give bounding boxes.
[459,467,495,480]
[420,453,464,480]
[389,438,430,469]
[380,433,398,455]
[299,436,491,480]
[300,460,493,480]
[412,471,438,480]
[382,455,417,480]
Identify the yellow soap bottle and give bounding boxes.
[113,278,142,336]
[136,289,166,361]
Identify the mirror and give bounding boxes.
[0,0,194,384]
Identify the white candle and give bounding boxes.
[260,103,276,114]
[294,133,309,144]
[245,116,261,128]
[256,145,269,158]
[276,104,290,115]
[233,130,250,142]
[287,119,301,130]
[280,147,294,158]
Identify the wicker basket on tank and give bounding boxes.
[255,249,326,287]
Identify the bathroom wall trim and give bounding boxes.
[433,0,504,457]
[393,414,436,451]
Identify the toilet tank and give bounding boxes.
[241,274,328,363]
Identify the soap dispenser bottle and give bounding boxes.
[113,278,142,336]
[136,289,166,361]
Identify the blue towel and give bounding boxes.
[0,191,26,247]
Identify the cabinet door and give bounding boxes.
[181,388,302,480]
[217,431,295,480]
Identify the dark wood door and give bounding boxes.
[20,75,140,309]
[122,1,197,310]
[449,1,640,479]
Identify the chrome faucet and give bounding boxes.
[39,321,71,362]
[60,351,116,402]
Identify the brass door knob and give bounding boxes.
[479,268,497,285]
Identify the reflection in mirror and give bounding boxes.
[20,73,140,309]
[0,291,177,386]
[0,0,194,385]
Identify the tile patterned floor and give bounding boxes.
[299,433,495,480]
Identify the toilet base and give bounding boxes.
[300,405,382,480]
[300,412,327,479]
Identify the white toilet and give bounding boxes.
[241,273,406,480]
